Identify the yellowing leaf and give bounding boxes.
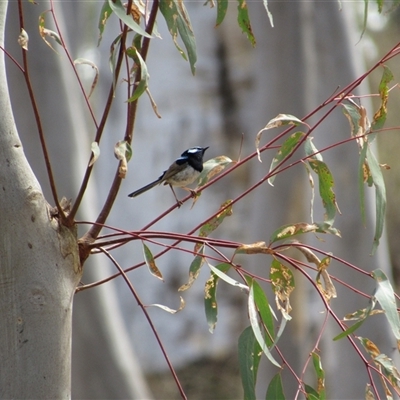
[142,242,163,281]
[197,156,233,187]
[178,247,205,291]
[235,241,272,256]
[270,259,294,320]
[256,114,307,162]
[195,200,232,253]
[38,12,62,53]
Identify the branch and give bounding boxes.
[17,0,66,221]
[79,0,159,261]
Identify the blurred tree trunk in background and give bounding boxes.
[4,1,395,398]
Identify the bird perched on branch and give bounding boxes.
[128,146,208,205]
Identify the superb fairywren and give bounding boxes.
[128,146,208,204]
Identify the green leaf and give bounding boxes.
[109,34,122,91]
[142,242,163,281]
[159,0,197,75]
[366,147,386,254]
[308,159,337,226]
[304,137,323,161]
[178,246,205,291]
[268,131,305,186]
[216,0,229,26]
[374,353,400,387]
[358,141,369,226]
[204,263,231,333]
[304,384,320,400]
[358,0,368,42]
[126,46,149,102]
[248,283,281,367]
[312,353,326,400]
[252,280,275,347]
[208,263,248,290]
[342,103,362,138]
[236,0,256,46]
[108,0,152,38]
[238,326,262,400]
[372,269,400,348]
[98,1,113,45]
[195,200,233,253]
[333,296,376,341]
[266,373,285,400]
[256,114,307,162]
[371,65,394,134]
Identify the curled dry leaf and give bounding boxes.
[89,142,100,167]
[18,28,29,50]
[148,296,185,314]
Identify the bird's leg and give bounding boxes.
[181,187,197,197]
[169,185,183,207]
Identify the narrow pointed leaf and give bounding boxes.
[333,296,376,341]
[237,0,256,46]
[266,373,285,400]
[208,263,248,290]
[372,269,400,348]
[304,384,320,400]
[308,159,337,226]
[252,280,275,347]
[268,131,305,186]
[98,1,113,45]
[178,246,205,291]
[159,0,197,74]
[108,0,152,38]
[126,46,149,102]
[304,137,323,161]
[371,65,393,133]
[204,263,231,333]
[312,353,326,400]
[238,326,262,400]
[248,284,280,367]
[216,0,229,26]
[367,147,386,254]
[195,200,232,253]
[142,242,163,281]
[148,296,185,314]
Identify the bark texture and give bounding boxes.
[0,2,81,397]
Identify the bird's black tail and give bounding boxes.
[128,177,163,198]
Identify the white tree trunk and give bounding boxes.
[0,2,81,397]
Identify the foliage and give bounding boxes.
[3,0,400,398]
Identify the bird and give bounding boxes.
[128,146,209,205]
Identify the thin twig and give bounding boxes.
[80,0,159,249]
[98,247,187,400]
[17,0,65,221]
